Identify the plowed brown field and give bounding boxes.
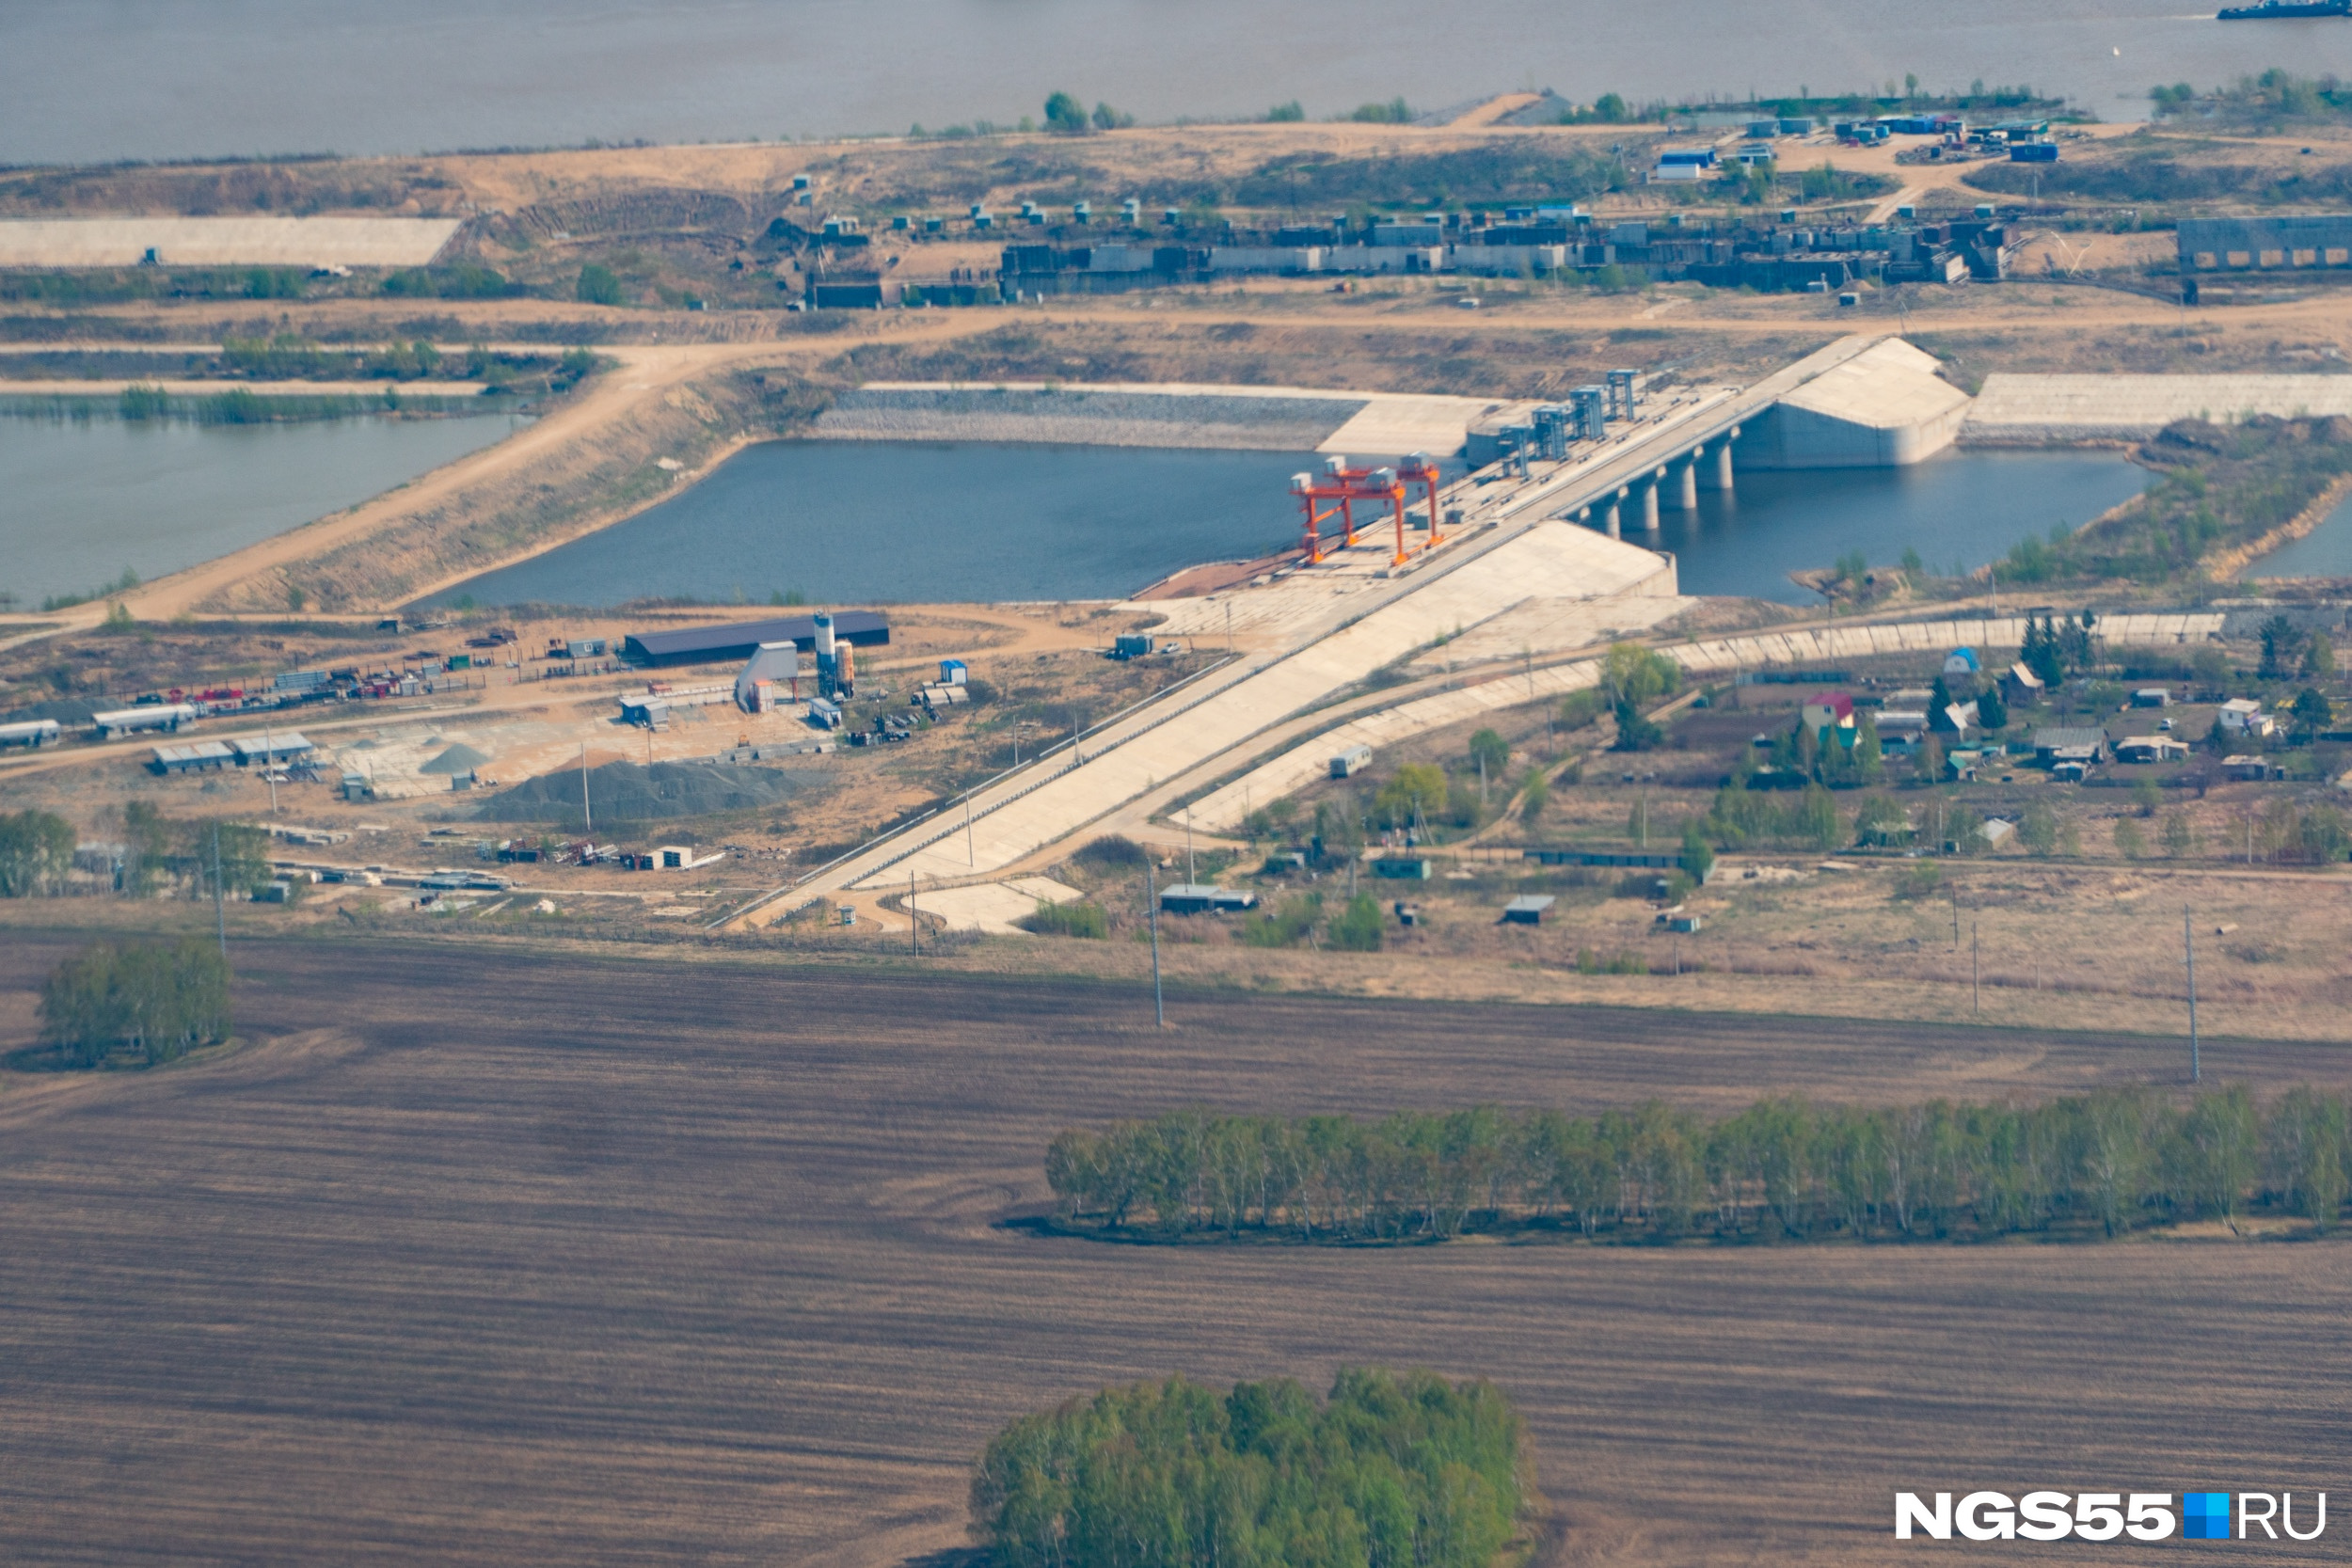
[0,935,2344,1566]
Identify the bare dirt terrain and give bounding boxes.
[0,932,2345,1567]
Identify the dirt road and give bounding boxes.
[0,934,2344,1567]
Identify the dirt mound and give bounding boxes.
[477,758,824,823]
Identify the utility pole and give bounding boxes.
[1950,882,1960,950]
[263,721,278,815]
[965,793,975,866]
[580,742,592,835]
[1147,861,1165,1028]
[1972,916,1980,1016]
[212,822,227,960]
[1226,600,1233,655]
[2185,906,2201,1084]
[909,871,917,956]
[1184,806,1197,886]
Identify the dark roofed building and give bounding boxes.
[622,611,892,667]
[2179,214,2352,275]
[2032,726,2106,765]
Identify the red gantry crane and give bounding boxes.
[1290,451,1447,567]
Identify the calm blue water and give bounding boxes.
[1653,451,2151,604]
[2250,489,2352,578]
[431,441,1327,608]
[0,413,526,605]
[432,439,2148,609]
[0,0,2296,164]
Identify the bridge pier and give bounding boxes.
[1604,487,1625,538]
[1642,471,1662,531]
[1677,452,1700,512]
[1703,430,1740,496]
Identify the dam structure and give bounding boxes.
[723,334,2023,928]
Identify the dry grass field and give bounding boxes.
[1,932,2347,1566]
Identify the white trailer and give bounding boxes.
[0,719,61,749]
[92,704,197,739]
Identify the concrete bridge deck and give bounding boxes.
[724,343,1903,927]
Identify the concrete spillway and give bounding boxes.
[818,382,1502,458]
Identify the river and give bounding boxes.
[426,439,2149,610]
[2,0,2322,166]
[0,413,526,607]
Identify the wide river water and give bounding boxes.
[3,0,2325,165]
[0,414,525,606]
[429,439,2150,610]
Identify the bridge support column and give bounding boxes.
[1641,476,1661,531]
[1709,439,1735,493]
[1604,487,1625,538]
[1678,454,1700,512]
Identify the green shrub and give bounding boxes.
[1023,899,1108,939]
[1327,893,1383,952]
[576,263,624,306]
[1239,893,1323,947]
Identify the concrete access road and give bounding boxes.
[722,364,1846,927]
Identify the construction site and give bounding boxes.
[8,80,2352,1567]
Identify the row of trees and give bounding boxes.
[0,810,76,895]
[40,939,231,1069]
[0,807,290,899]
[1044,1088,2350,1245]
[973,1369,1523,1568]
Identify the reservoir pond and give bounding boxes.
[435,440,2151,610]
[1652,451,2150,604]
[0,413,525,606]
[2249,489,2352,578]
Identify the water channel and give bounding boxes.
[0,413,526,607]
[2249,488,2352,579]
[430,438,2153,610]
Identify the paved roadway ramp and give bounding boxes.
[0,216,463,268]
[854,522,1677,891]
[1966,374,2352,444]
[912,877,1083,934]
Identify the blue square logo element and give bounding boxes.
[2184,1492,2233,1540]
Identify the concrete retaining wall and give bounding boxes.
[1964,373,2352,445]
[0,216,462,268]
[813,387,1366,451]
